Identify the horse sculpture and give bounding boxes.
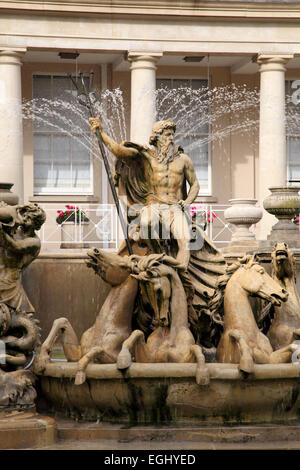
[35,250,209,386]
[34,249,140,384]
[117,254,209,385]
[216,255,300,373]
[267,242,300,350]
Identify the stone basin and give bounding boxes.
[38,362,300,425]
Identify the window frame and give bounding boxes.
[32,73,94,196]
[286,79,300,186]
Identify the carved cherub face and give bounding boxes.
[18,204,46,231]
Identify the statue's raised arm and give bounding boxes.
[89,117,140,160]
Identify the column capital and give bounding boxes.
[0,48,27,66]
[254,53,294,72]
[127,51,163,71]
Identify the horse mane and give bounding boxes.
[208,254,257,327]
[132,253,197,336]
[133,253,259,342]
[134,253,165,279]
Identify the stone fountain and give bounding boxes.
[2,83,300,449]
[28,112,300,446]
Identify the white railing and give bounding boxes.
[38,203,120,250]
[38,203,233,250]
[201,204,234,246]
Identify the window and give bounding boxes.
[286,80,300,186]
[33,75,93,195]
[156,78,211,195]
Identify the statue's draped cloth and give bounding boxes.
[0,260,35,313]
[114,143,227,321]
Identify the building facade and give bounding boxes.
[1,0,300,241]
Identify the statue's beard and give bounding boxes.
[160,141,175,158]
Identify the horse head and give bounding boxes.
[271,242,295,280]
[130,254,176,327]
[235,255,288,306]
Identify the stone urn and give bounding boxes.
[224,198,263,242]
[0,183,19,205]
[263,186,300,241]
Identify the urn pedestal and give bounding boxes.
[0,183,19,205]
[262,186,300,246]
[222,198,263,255]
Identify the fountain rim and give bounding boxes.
[38,361,300,382]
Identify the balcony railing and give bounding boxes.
[38,203,233,250]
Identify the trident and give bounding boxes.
[67,71,133,255]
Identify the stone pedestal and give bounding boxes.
[261,186,300,249]
[222,198,262,255]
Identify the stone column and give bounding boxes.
[256,54,293,240]
[128,52,162,145]
[0,49,26,203]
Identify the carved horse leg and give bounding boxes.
[269,343,300,364]
[228,329,255,374]
[34,317,81,373]
[117,330,146,369]
[268,329,300,363]
[75,346,115,385]
[190,345,210,385]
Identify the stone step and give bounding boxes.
[55,418,300,445]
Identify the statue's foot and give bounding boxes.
[196,364,210,386]
[75,370,86,386]
[239,355,254,375]
[117,348,132,370]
